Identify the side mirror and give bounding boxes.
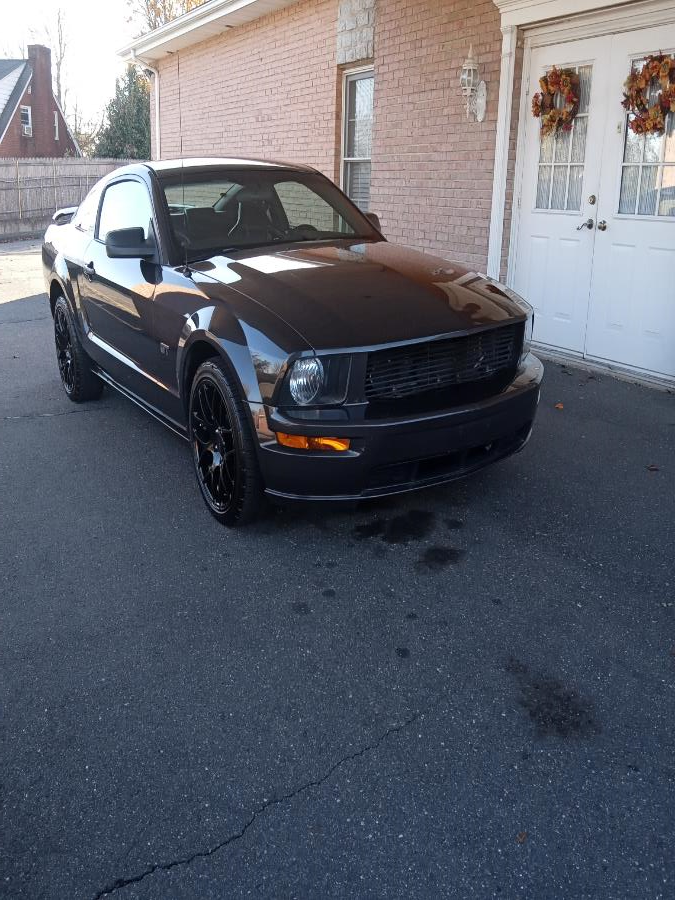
[105,227,155,259]
[365,212,382,232]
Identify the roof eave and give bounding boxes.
[118,0,297,64]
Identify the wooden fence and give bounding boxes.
[0,157,141,240]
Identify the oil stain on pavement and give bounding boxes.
[506,657,599,738]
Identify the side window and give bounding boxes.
[342,70,374,211]
[72,184,103,234]
[98,180,154,242]
[274,181,339,231]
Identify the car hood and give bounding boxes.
[192,239,526,352]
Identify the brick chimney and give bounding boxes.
[27,45,53,155]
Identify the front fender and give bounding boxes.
[178,305,264,405]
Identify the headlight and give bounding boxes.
[289,357,324,405]
[282,355,351,408]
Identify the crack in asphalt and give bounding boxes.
[2,407,113,421]
[92,710,422,899]
[0,315,51,326]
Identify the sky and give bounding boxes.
[2,0,139,124]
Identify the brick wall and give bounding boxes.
[369,0,502,272]
[152,0,512,273]
[0,46,78,159]
[154,0,339,178]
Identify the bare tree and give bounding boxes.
[50,9,67,112]
[69,102,103,158]
[127,0,204,34]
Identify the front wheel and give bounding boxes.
[189,359,264,526]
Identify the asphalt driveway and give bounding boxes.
[1,241,674,899]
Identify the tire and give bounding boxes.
[53,295,103,402]
[189,358,265,526]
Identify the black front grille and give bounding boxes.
[364,323,522,410]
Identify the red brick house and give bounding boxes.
[0,45,80,158]
[121,0,675,384]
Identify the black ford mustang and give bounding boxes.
[42,158,543,525]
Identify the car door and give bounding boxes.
[79,177,160,391]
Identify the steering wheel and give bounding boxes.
[287,223,321,239]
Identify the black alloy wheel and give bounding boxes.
[54,304,74,394]
[189,359,263,525]
[52,295,103,402]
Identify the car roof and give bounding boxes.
[143,157,317,177]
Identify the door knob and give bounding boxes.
[597,220,607,231]
[576,218,594,230]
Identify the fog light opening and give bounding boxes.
[276,433,350,452]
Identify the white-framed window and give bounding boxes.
[54,110,59,140]
[618,56,675,218]
[20,106,32,128]
[342,68,374,211]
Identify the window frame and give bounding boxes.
[340,66,374,209]
[20,105,32,129]
[95,176,157,246]
[54,110,59,141]
[613,52,675,222]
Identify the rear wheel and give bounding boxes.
[189,359,264,526]
[53,295,103,402]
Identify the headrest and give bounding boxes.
[234,185,273,204]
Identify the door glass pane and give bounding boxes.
[539,131,554,164]
[550,165,568,209]
[637,166,658,215]
[623,129,643,163]
[665,113,675,163]
[644,132,662,164]
[618,165,639,214]
[566,166,583,210]
[554,127,572,163]
[536,165,552,208]
[570,116,587,163]
[658,180,675,216]
[577,65,592,114]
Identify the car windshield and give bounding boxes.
[159,168,378,261]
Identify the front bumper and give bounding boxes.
[255,354,543,501]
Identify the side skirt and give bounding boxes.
[93,367,189,442]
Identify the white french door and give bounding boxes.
[512,37,611,355]
[512,24,675,380]
[585,23,675,378]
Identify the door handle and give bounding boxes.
[597,220,608,231]
[83,261,95,279]
[576,218,594,230]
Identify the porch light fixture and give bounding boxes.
[460,45,487,122]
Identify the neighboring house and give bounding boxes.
[121,0,675,384]
[0,45,80,158]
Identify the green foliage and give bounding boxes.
[95,67,150,160]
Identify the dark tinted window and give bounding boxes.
[158,168,378,260]
[98,180,154,241]
[72,184,103,234]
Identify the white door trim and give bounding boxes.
[487,0,675,281]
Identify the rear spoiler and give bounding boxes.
[52,206,78,225]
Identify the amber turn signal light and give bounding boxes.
[276,433,351,452]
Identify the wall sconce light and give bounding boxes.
[460,45,487,122]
